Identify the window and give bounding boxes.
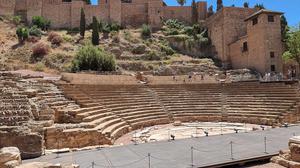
[268,15,274,22]
[252,17,258,25]
[271,65,276,72]
[270,52,275,58]
[242,42,248,52]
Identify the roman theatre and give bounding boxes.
[0,71,299,160]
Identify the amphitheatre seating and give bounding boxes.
[59,81,300,142]
[60,84,170,140]
[224,82,300,125]
[0,92,32,126]
[150,84,223,122]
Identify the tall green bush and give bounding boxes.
[32,16,51,31]
[16,27,29,43]
[29,25,42,37]
[92,16,99,45]
[80,8,86,37]
[141,24,151,38]
[71,45,116,72]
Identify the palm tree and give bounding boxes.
[177,0,186,6]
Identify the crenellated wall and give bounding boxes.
[0,0,208,28]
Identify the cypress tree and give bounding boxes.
[92,16,99,45]
[191,0,198,24]
[85,0,91,5]
[243,2,249,8]
[80,8,86,37]
[217,0,223,11]
[207,5,214,17]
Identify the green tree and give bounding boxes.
[191,0,198,24]
[80,8,86,37]
[243,2,249,8]
[85,0,91,4]
[16,27,29,43]
[217,0,223,11]
[92,16,99,45]
[281,15,289,43]
[254,3,265,10]
[176,0,186,6]
[283,28,300,76]
[207,5,214,17]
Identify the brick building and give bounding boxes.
[0,0,284,74]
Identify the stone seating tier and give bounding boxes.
[58,83,299,144]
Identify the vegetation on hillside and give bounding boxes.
[71,45,116,72]
[283,25,300,72]
[162,19,210,50]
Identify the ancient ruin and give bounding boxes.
[272,136,300,168]
[0,0,298,167]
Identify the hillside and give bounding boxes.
[0,16,221,74]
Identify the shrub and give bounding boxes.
[34,62,45,71]
[124,30,133,41]
[141,24,151,38]
[29,25,42,37]
[164,19,185,30]
[111,31,120,43]
[110,22,121,32]
[62,34,73,43]
[144,50,161,61]
[12,16,21,25]
[51,35,63,45]
[32,16,51,30]
[71,45,116,72]
[47,32,59,41]
[160,44,175,56]
[32,42,50,60]
[16,27,29,43]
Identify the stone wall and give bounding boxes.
[163,6,192,23]
[44,127,111,149]
[121,2,148,27]
[0,0,15,16]
[0,0,208,28]
[0,130,43,159]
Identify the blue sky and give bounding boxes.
[91,0,299,26]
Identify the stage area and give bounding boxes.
[25,125,300,168]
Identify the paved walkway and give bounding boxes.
[25,126,300,168]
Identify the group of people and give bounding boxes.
[172,72,208,83]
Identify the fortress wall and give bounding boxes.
[26,0,42,23]
[84,5,109,26]
[109,0,121,24]
[0,0,15,16]
[162,6,192,23]
[197,1,207,20]
[42,1,72,28]
[121,3,148,27]
[70,0,85,28]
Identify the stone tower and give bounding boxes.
[245,10,284,73]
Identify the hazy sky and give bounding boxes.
[91,0,299,26]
